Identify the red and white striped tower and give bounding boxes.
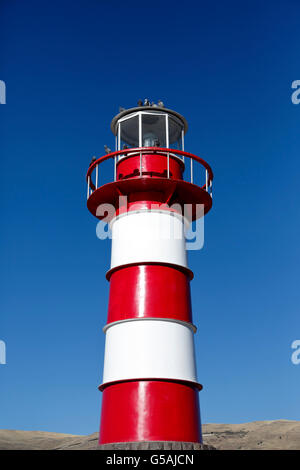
[86,103,213,445]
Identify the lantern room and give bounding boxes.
[111,106,187,152]
[86,102,213,222]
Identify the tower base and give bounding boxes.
[97,441,216,450]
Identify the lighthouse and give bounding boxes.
[86,102,213,447]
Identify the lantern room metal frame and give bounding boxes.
[113,108,186,152]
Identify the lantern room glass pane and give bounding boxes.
[142,113,166,147]
[169,116,183,150]
[120,115,139,149]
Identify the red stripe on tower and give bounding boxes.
[99,380,202,444]
[107,264,193,324]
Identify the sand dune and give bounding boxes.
[0,420,299,450]
[202,420,300,450]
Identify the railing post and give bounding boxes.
[205,169,208,192]
[95,164,98,189]
[167,151,170,178]
[190,158,193,184]
[140,151,142,177]
[166,115,169,148]
[87,175,90,200]
[114,156,117,181]
[138,113,142,147]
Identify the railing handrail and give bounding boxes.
[86,147,214,193]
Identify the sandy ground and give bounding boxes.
[202,420,300,450]
[0,420,299,450]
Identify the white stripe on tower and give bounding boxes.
[101,319,197,386]
[109,210,188,271]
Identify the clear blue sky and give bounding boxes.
[0,0,299,435]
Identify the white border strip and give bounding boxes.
[103,317,197,333]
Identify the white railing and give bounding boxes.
[86,147,213,201]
